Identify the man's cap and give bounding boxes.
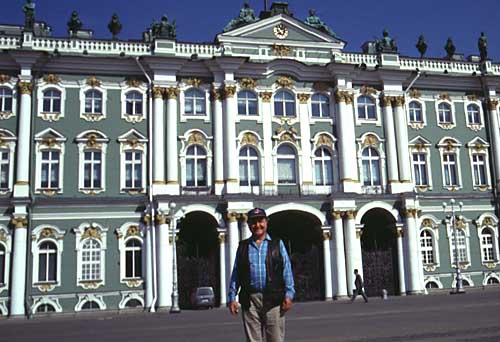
[247,207,267,220]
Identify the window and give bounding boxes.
[40,150,60,189]
[239,146,259,186]
[361,147,381,186]
[471,154,487,186]
[81,301,100,310]
[412,153,428,186]
[42,89,61,113]
[311,93,330,118]
[277,144,297,184]
[125,299,142,308]
[408,101,422,122]
[186,145,207,187]
[451,229,468,264]
[467,104,481,125]
[238,91,258,116]
[125,91,143,116]
[438,102,452,124]
[37,241,57,282]
[125,151,143,189]
[0,87,13,112]
[0,150,9,189]
[83,151,102,189]
[420,230,434,264]
[84,90,103,114]
[487,277,499,285]
[314,147,333,185]
[36,304,56,313]
[125,239,142,278]
[184,88,206,115]
[274,90,295,117]
[357,96,376,120]
[81,239,102,281]
[480,228,495,262]
[442,153,458,186]
[0,244,4,284]
[425,281,439,289]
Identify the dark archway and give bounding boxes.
[267,210,324,301]
[177,212,219,308]
[360,208,399,297]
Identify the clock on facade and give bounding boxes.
[273,24,288,39]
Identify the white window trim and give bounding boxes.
[118,129,148,194]
[0,129,16,194]
[482,272,500,286]
[75,293,106,312]
[409,136,433,191]
[272,89,298,119]
[79,85,107,122]
[356,133,386,194]
[464,100,484,131]
[236,89,260,120]
[273,141,302,186]
[116,222,144,288]
[0,225,12,295]
[420,216,441,271]
[37,83,65,122]
[476,214,500,266]
[451,274,474,288]
[31,225,65,292]
[466,138,491,191]
[446,217,471,270]
[34,128,67,195]
[437,137,462,191]
[310,132,339,194]
[435,100,456,129]
[121,87,147,123]
[119,291,144,309]
[406,98,427,129]
[179,129,213,194]
[0,81,17,120]
[424,276,443,289]
[73,222,108,290]
[310,92,333,122]
[354,93,381,126]
[237,145,262,195]
[31,296,63,315]
[76,130,109,195]
[179,85,211,123]
[236,131,264,195]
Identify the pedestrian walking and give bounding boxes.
[351,269,368,303]
[228,207,295,342]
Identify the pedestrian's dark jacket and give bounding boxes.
[236,238,285,309]
[355,274,363,290]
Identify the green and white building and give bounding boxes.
[0,1,499,318]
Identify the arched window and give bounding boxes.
[81,300,100,310]
[38,241,57,282]
[186,145,207,187]
[357,96,376,120]
[467,104,481,125]
[487,277,499,285]
[36,304,56,313]
[314,147,333,185]
[125,91,143,116]
[125,299,142,308]
[237,90,258,116]
[361,147,381,186]
[40,149,61,189]
[451,229,467,264]
[274,90,295,117]
[239,146,259,186]
[480,228,495,262]
[0,244,5,285]
[311,93,329,118]
[461,279,470,287]
[81,239,102,281]
[277,144,297,184]
[0,87,13,112]
[124,150,143,189]
[125,239,142,278]
[420,230,434,264]
[408,101,422,123]
[42,89,61,113]
[425,281,439,289]
[84,90,103,114]
[184,88,206,115]
[438,103,452,124]
[0,149,10,189]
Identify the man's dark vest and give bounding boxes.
[236,238,285,309]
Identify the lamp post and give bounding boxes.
[169,202,181,313]
[442,199,465,294]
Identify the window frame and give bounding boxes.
[311,93,330,118]
[464,101,484,131]
[0,129,16,194]
[435,100,456,129]
[185,144,208,188]
[237,90,259,116]
[34,128,66,195]
[238,145,261,192]
[118,129,148,194]
[355,94,379,125]
[273,89,296,117]
[446,218,471,269]
[37,84,65,122]
[476,216,500,266]
[466,138,491,191]
[406,99,427,129]
[276,143,298,185]
[0,86,14,115]
[313,146,334,186]
[183,88,207,116]
[31,225,65,291]
[179,130,213,194]
[121,88,146,123]
[420,217,441,270]
[74,223,107,290]
[438,138,462,191]
[76,131,109,195]
[116,222,144,287]
[0,225,12,293]
[79,85,107,122]
[75,294,106,312]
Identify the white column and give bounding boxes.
[14,81,32,198]
[298,93,313,193]
[165,87,180,195]
[487,100,500,187]
[404,210,424,294]
[240,216,251,240]
[152,87,166,185]
[343,211,362,295]
[332,212,348,298]
[393,97,412,187]
[9,215,28,316]
[223,84,238,193]
[144,217,154,308]
[227,213,239,275]
[322,228,333,300]
[396,226,406,295]
[212,86,224,195]
[381,96,399,186]
[156,215,172,308]
[219,232,227,306]
[261,92,275,194]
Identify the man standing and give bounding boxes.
[351,269,368,303]
[228,208,295,342]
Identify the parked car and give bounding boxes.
[190,286,215,309]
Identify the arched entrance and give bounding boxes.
[267,210,324,301]
[177,212,219,308]
[360,208,399,297]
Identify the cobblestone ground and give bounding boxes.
[1,288,499,342]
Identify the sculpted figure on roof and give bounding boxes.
[23,0,35,31]
[375,29,397,53]
[223,2,257,32]
[304,9,337,38]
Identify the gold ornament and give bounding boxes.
[186,78,202,88]
[297,93,310,104]
[126,78,141,88]
[241,132,258,146]
[152,87,164,99]
[18,81,33,94]
[86,76,101,88]
[316,134,333,148]
[223,85,237,99]
[43,74,61,84]
[165,87,180,100]
[239,78,256,89]
[187,132,206,145]
[271,44,291,57]
[392,96,405,107]
[275,76,293,88]
[0,75,11,84]
[259,92,272,103]
[409,89,421,99]
[360,85,377,95]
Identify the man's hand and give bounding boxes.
[229,301,239,315]
[281,297,293,312]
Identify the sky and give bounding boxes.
[1,0,499,61]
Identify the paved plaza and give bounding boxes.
[1,288,499,342]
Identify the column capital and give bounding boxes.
[391,96,405,107]
[211,87,223,101]
[487,99,499,111]
[222,85,237,99]
[11,215,28,229]
[238,213,248,222]
[343,210,357,220]
[396,227,404,238]
[142,214,152,226]
[334,90,353,104]
[165,87,180,100]
[323,231,332,240]
[331,211,343,220]
[297,93,310,104]
[155,213,168,225]
[259,91,273,103]
[218,232,226,243]
[355,228,363,239]
[402,208,420,218]
[152,86,164,99]
[381,96,392,107]
[18,81,32,95]
[226,212,238,223]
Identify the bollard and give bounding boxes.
[381,289,388,300]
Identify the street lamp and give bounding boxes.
[442,199,465,294]
[169,202,181,313]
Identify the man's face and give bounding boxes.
[248,217,268,240]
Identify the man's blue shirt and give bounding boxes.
[228,234,295,303]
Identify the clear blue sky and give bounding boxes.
[1,0,498,61]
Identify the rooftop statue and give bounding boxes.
[223,2,257,32]
[67,11,83,37]
[304,9,337,38]
[415,35,427,58]
[478,32,487,61]
[375,29,397,53]
[108,13,122,40]
[23,0,35,31]
[151,15,176,39]
[444,37,456,59]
